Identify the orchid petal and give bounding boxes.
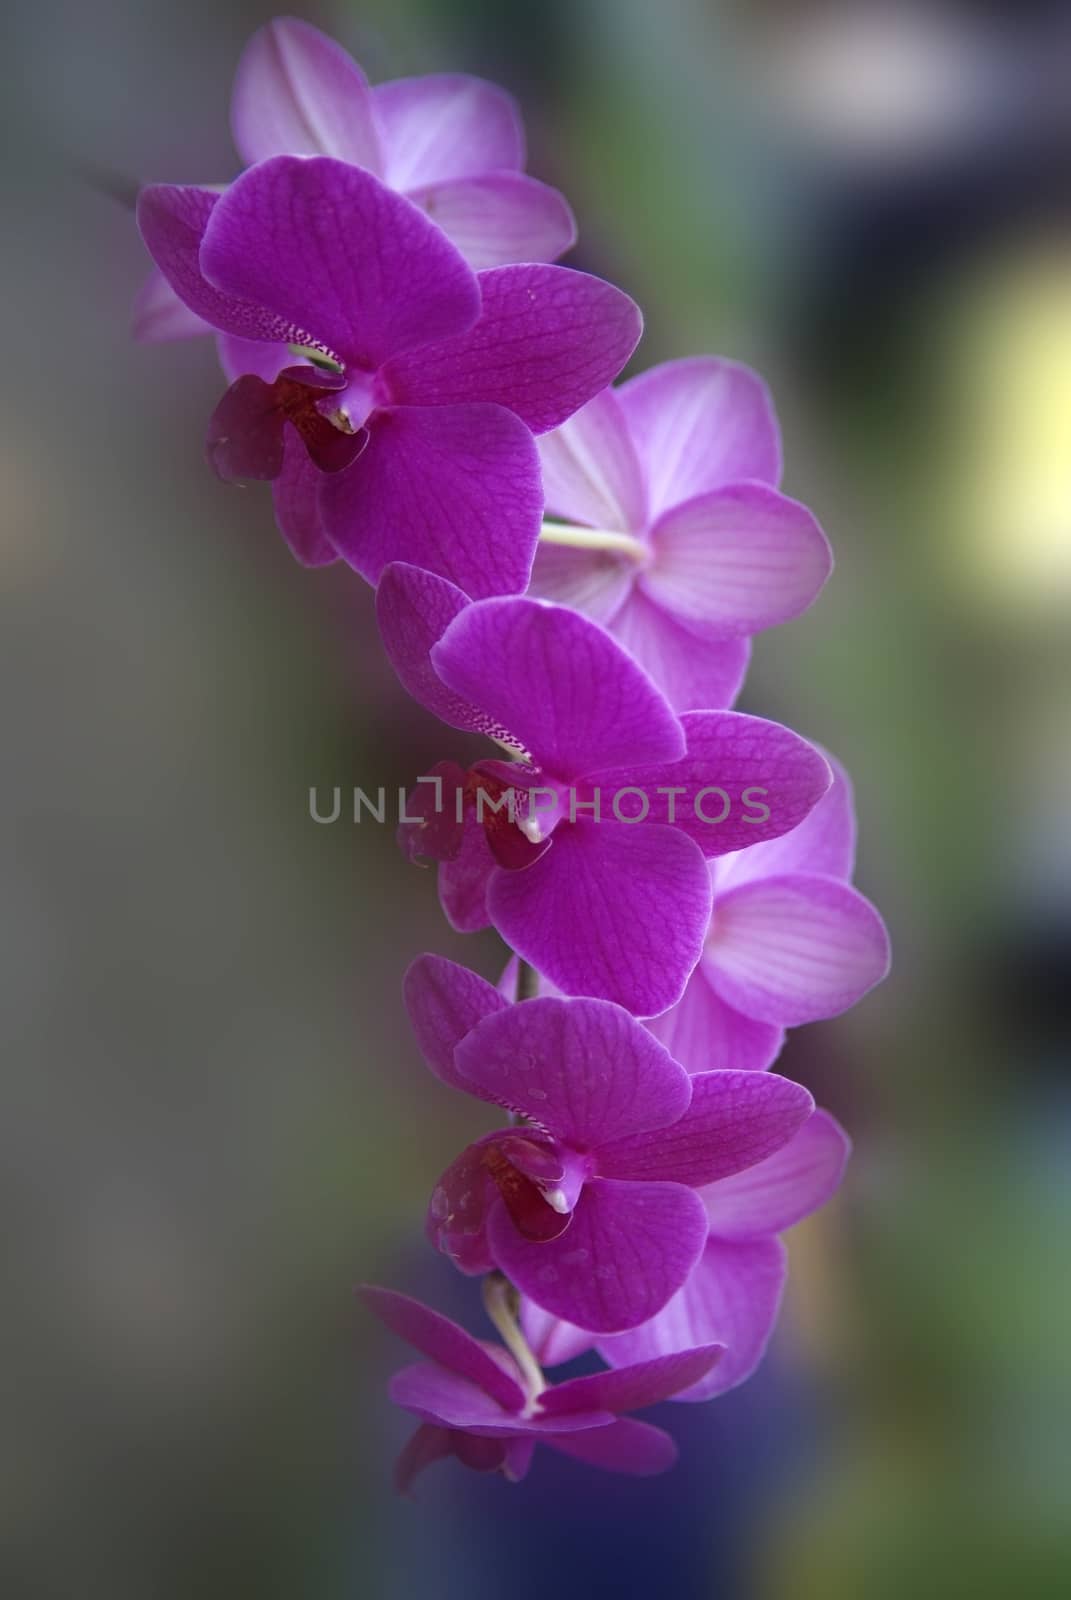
[598,1070,813,1188]
[600,1236,787,1398]
[231,18,383,170]
[132,267,209,343]
[645,958,784,1074]
[609,588,752,712]
[373,73,525,188]
[403,954,509,1094]
[406,173,576,268]
[359,1287,525,1411]
[432,597,684,779]
[641,484,832,639]
[383,264,642,434]
[200,156,480,369]
[544,1417,678,1475]
[488,1178,708,1333]
[618,356,782,520]
[702,1109,850,1239]
[487,821,712,1017]
[454,996,692,1143]
[539,1345,724,1416]
[537,387,647,532]
[321,402,542,596]
[705,874,890,1024]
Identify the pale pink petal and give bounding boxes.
[645,962,784,1074]
[641,484,832,639]
[406,173,576,268]
[609,588,752,712]
[132,267,209,342]
[487,1178,709,1333]
[388,1363,526,1433]
[618,356,783,520]
[703,1109,850,1240]
[216,334,293,385]
[716,751,857,889]
[320,402,542,596]
[537,388,647,532]
[486,821,712,1017]
[454,996,692,1144]
[373,73,525,188]
[230,18,383,169]
[600,1235,787,1397]
[705,874,890,1025]
[526,540,635,626]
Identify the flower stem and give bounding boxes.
[483,1272,544,1399]
[539,520,648,562]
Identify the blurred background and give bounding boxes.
[3,0,1070,1594]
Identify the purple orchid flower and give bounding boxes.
[403,956,814,1332]
[647,753,891,1073]
[377,566,832,1015]
[134,17,577,346]
[360,1286,724,1488]
[137,155,639,591]
[521,1107,850,1395]
[529,359,832,710]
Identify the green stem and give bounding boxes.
[482,1273,544,1399]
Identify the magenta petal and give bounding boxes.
[592,710,832,859]
[537,387,647,533]
[488,1179,709,1333]
[359,1287,525,1411]
[432,598,684,778]
[450,1432,510,1473]
[388,1363,525,1432]
[439,820,496,932]
[394,1423,453,1494]
[703,1109,850,1239]
[205,374,287,481]
[502,1436,536,1481]
[376,563,522,740]
[321,403,541,595]
[200,156,480,369]
[705,874,891,1025]
[641,484,833,639]
[487,821,712,1016]
[403,954,509,1094]
[426,1137,498,1274]
[618,356,783,519]
[539,1345,724,1416]
[271,430,339,566]
[609,588,752,712]
[544,1417,678,1476]
[383,264,643,434]
[453,996,692,1143]
[601,1236,787,1398]
[598,1070,814,1187]
[137,184,302,345]
[132,267,209,343]
[717,751,857,888]
[231,18,383,169]
[373,73,526,188]
[645,959,784,1074]
[406,173,576,269]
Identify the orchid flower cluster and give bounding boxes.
[134,19,890,1491]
